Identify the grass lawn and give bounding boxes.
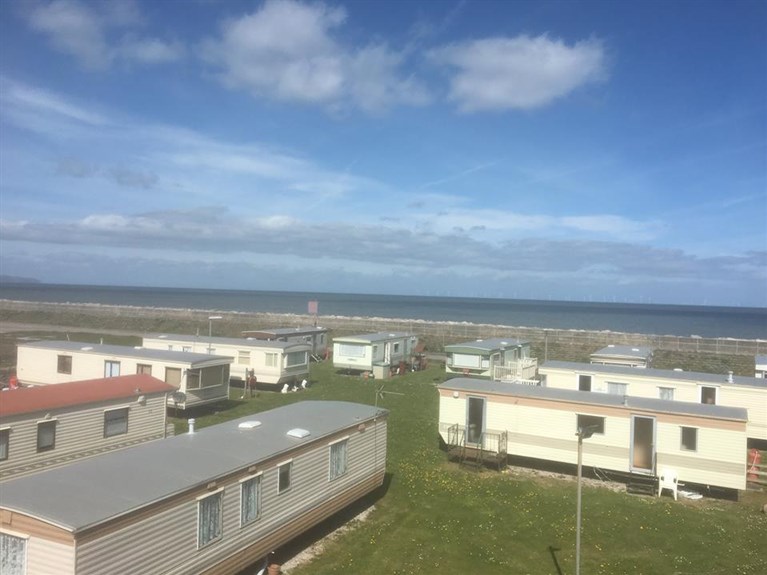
[172,362,767,575]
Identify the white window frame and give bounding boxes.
[196,488,224,549]
[329,437,349,481]
[338,344,365,358]
[103,407,129,438]
[680,426,698,452]
[239,473,263,527]
[658,387,675,401]
[286,351,307,367]
[104,360,121,377]
[277,459,293,494]
[237,350,251,365]
[699,385,719,405]
[607,382,628,395]
[265,353,279,368]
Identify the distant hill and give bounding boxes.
[0,275,41,284]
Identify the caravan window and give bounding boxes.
[681,427,698,451]
[265,353,279,367]
[286,351,307,367]
[607,382,628,395]
[240,475,262,527]
[104,408,129,437]
[0,428,9,461]
[136,363,152,375]
[57,355,72,374]
[576,414,605,435]
[578,375,592,391]
[393,342,400,353]
[329,438,348,481]
[197,490,223,548]
[278,461,292,493]
[237,351,250,365]
[104,360,121,377]
[0,532,26,575]
[658,387,675,401]
[37,420,57,452]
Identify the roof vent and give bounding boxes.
[673,368,683,372]
[388,333,396,337]
[238,421,262,430]
[287,428,310,439]
[134,346,143,350]
[158,335,167,339]
[631,348,640,352]
[246,337,254,341]
[727,371,734,384]
[607,344,615,348]
[500,341,508,346]
[81,346,93,351]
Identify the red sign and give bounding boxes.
[307,300,318,314]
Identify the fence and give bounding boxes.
[1,299,765,357]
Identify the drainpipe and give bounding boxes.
[188,418,196,434]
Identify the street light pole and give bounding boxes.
[207,315,222,353]
[575,425,596,575]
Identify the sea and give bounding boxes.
[1,283,765,340]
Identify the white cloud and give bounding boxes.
[28,0,110,69]
[119,37,185,64]
[200,0,429,112]
[430,34,606,111]
[23,0,183,69]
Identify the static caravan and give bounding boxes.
[0,374,173,481]
[16,341,232,410]
[241,326,329,358]
[438,378,747,491]
[756,355,767,378]
[444,338,536,381]
[590,345,653,368]
[538,361,767,441]
[332,332,418,377]
[0,401,388,575]
[143,334,311,385]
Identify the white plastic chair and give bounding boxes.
[281,383,289,394]
[657,468,679,500]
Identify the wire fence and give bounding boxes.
[2,299,764,357]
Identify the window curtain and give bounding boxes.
[0,533,26,575]
[241,477,261,525]
[198,493,222,546]
[330,440,348,480]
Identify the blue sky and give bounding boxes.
[0,0,765,306]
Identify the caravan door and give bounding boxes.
[630,415,656,473]
[466,396,485,445]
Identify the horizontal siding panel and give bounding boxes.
[1,396,167,480]
[27,537,75,575]
[75,418,387,575]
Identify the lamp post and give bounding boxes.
[207,315,222,353]
[575,424,597,575]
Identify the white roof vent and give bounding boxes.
[673,368,683,372]
[631,348,640,352]
[238,421,262,430]
[607,344,615,348]
[287,428,310,439]
[81,346,93,351]
[158,335,167,339]
[134,346,143,350]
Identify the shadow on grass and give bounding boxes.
[236,473,394,575]
[548,545,565,575]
